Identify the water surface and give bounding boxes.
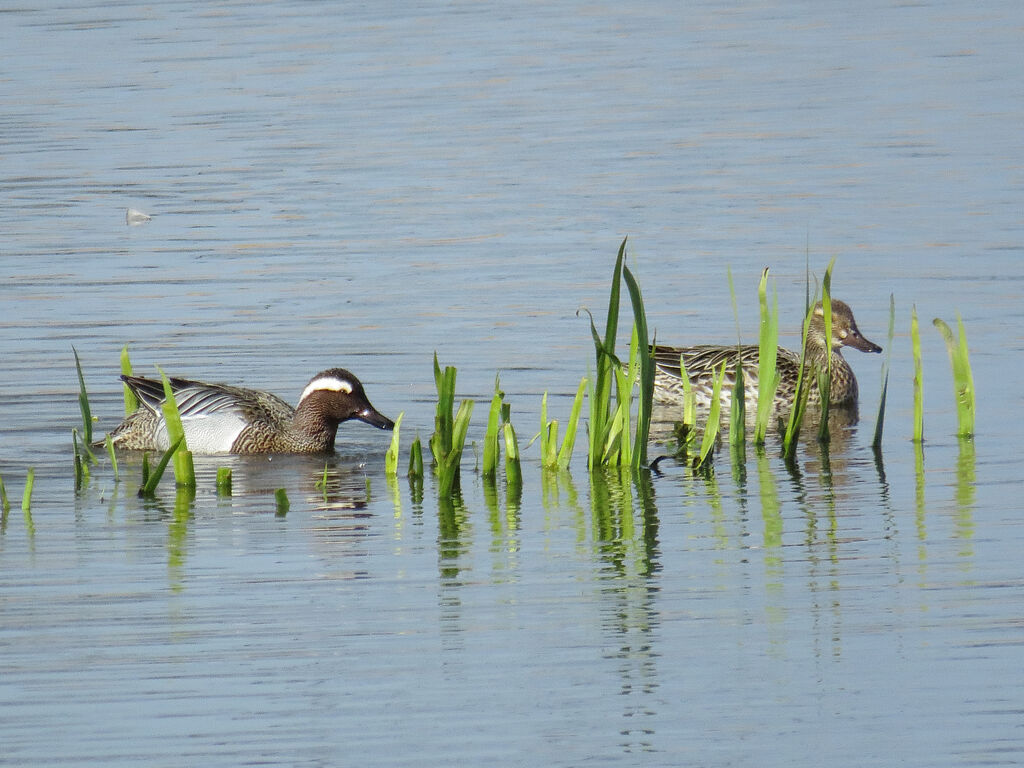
[2,2,1023,766]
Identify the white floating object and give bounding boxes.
[126,208,152,226]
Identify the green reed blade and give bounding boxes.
[678,353,696,431]
[872,294,896,450]
[754,268,779,445]
[697,360,727,469]
[537,391,558,469]
[729,355,746,452]
[556,377,588,470]
[120,344,138,415]
[21,468,35,513]
[503,420,523,488]
[216,467,233,496]
[623,263,653,468]
[72,346,94,447]
[727,267,746,449]
[816,261,835,445]
[430,354,457,467]
[157,369,194,488]
[911,305,924,442]
[483,378,504,477]
[73,429,89,490]
[437,399,474,497]
[139,436,184,496]
[0,474,9,515]
[612,363,633,468]
[782,303,816,460]
[933,314,975,438]
[385,411,404,476]
[275,488,290,517]
[104,434,119,482]
[586,238,627,470]
[408,434,424,480]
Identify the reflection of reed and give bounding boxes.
[954,438,976,556]
[483,475,521,577]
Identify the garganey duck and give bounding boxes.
[651,299,881,413]
[105,368,394,454]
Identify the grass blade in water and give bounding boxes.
[157,370,195,488]
[556,377,588,470]
[139,436,184,496]
[483,378,504,477]
[754,268,779,446]
[911,305,924,443]
[727,267,746,450]
[73,347,94,446]
[623,262,653,468]
[21,468,35,513]
[275,488,289,517]
[217,467,233,496]
[872,294,896,451]
[816,260,835,445]
[696,361,727,470]
[385,412,404,476]
[933,314,975,438]
[121,344,138,415]
[0,474,9,515]
[408,434,424,480]
[503,420,523,489]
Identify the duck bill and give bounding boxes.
[845,334,883,354]
[355,406,395,431]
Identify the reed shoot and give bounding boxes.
[483,378,504,477]
[138,437,184,497]
[72,347,95,447]
[73,429,90,490]
[911,305,924,442]
[586,239,627,471]
[754,268,780,445]
[429,354,456,467]
[385,412,404,476]
[429,356,474,495]
[0,474,9,515]
[622,260,654,468]
[437,400,474,496]
[275,488,289,516]
[696,360,727,470]
[121,345,138,414]
[21,467,35,513]
[781,303,815,461]
[934,314,975,438]
[157,370,195,488]
[816,261,835,445]
[503,418,523,489]
[408,434,424,480]
[871,294,896,451]
[104,435,119,482]
[727,267,746,451]
[216,467,233,495]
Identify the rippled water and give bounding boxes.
[2,1,1023,766]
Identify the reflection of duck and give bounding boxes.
[651,300,881,413]
[105,368,394,454]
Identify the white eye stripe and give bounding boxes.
[299,376,353,403]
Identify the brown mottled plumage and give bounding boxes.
[652,300,881,413]
[105,368,394,454]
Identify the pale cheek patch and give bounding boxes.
[299,376,353,404]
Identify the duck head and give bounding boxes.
[297,368,395,430]
[810,300,882,355]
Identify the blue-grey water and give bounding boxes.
[2,2,1023,766]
